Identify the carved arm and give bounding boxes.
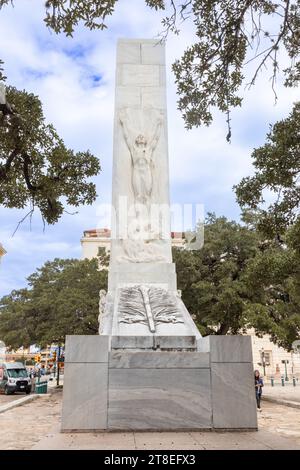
[119,109,133,151]
[149,114,163,152]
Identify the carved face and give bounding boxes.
[135,134,147,147]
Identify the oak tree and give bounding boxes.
[174,214,300,349]
[0,257,108,348]
[235,102,300,238]
[1,1,299,137]
[0,85,100,224]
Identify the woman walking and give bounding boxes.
[255,370,264,411]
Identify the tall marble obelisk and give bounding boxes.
[109,39,174,283]
[102,39,201,349]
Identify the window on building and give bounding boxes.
[259,350,272,366]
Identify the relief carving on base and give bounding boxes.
[118,285,184,333]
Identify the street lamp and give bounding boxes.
[261,348,266,377]
[281,360,289,381]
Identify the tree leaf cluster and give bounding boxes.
[174,213,300,349]
[1,1,299,136]
[0,86,101,224]
[0,257,107,348]
[235,102,300,238]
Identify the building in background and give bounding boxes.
[0,344,64,374]
[0,243,6,263]
[249,329,300,379]
[81,228,111,260]
[0,341,6,362]
[81,228,186,260]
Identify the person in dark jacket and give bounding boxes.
[255,370,264,411]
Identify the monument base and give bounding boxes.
[61,335,257,431]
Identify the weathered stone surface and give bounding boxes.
[110,335,197,350]
[119,64,160,87]
[108,263,177,293]
[115,86,141,109]
[109,351,210,369]
[159,65,166,86]
[198,335,253,363]
[65,335,109,363]
[111,335,154,350]
[141,42,165,65]
[108,368,212,430]
[211,362,257,429]
[153,335,197,350]
[62,363,108,431]
[117,40,140,64]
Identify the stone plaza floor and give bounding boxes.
[1,389,300,450]
[0,391,61,450]
[263,383,300,403]
[0,393,27,405]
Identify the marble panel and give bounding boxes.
[62,363,108,430]
[108,368,212,430]
[211,362,258,429]
[109,351,210,369]
[65,335,109,363]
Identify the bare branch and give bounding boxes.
[12,209,34,237]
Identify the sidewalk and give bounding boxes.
[46,375,64,389]
[32,428,300,450]
[262,384,300,408]
[0,395,39,414]
[0,393,61,450]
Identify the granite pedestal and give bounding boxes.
[61,335,257,431]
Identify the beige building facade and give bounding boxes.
[80,228,111,260]
[0,243,6,263]
[81,228,185,260]
[249,328,300,379]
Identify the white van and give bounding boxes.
[0,362,31,395]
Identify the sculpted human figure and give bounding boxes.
[119,109,163,214]
[98,289,107,334]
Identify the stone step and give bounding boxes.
[110,335,197,350]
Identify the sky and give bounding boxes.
[0,0,299,297]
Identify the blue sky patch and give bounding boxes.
[23,68,51,80]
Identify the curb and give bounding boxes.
[0,394,40,414]
[262,396,300,410]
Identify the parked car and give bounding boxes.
[0,362,32,395]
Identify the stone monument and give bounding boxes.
[62,39,257,431]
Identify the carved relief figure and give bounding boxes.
[98,289,107,334]
[119,108,163,215]
[119,239,168,263]
[117,109,166,263]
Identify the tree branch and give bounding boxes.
[12,208,34,237]
[22,153,42,191]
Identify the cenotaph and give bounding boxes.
[61,39,257,431]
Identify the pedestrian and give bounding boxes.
[254,369,264,411]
